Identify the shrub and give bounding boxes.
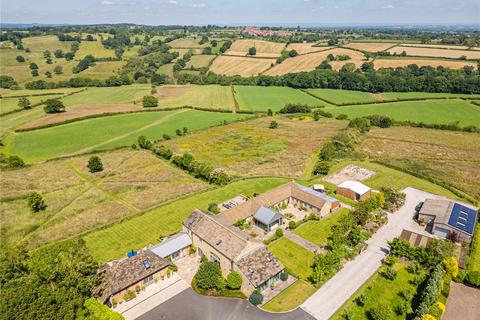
[288,221,297,229]
[269,120,278,129]
[43,99,65,113]
[313,161,330,175]
[384,255,397,266]
[394,302,407,315]
[280,272,288,281]
[275,228,284,238]
[248,47,256,56]
[442,257,458,278]
[152,145,173,160]
[87,156,103,173]
[279,103,311,114]
[421,315,436,320]
[336,114,348,120]
[368,303,392,320]
[313,109,333,119]
[249,290,263,305]
[406,261,421,274]
[7,155,25,168]
[366,115,393,128]
[137,135,152,150]
[194,261,224,291]
[123,290,136,301]
[226,271,242,290]
[381,267,397,280]
[208,203,220,214]
[142,95,158,107]
[355,294,367,306]
[28,192,47,212]
[16,55,25,62]
[430,301,444,318]
[465,271,480,287]
[348,117,371,133]
[162,134,171,140]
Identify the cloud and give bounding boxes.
[382,4,395,10]
[100,0,114,5]
[192,3,206,8]
[168,0,177,4]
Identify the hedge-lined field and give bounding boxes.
[61,84,150,106]
[234,85,323,111]
[156,84,235,110]
[84,177,288,262]
[325,99,480,126]
[4,109,250,161]
[306,88,377,104]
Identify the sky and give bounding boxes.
[1,0,479,25]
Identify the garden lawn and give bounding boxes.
[306,89,376,105]
[293,208,350,247]
[331,262,427,319]
[324,99,480,126]
[234,86,323,111]
[83,177,288,263]
[268,237,315,280]
[4,109,250,162]
[262,280,316,312]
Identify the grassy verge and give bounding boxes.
[268,237,314,280]
[293,208,350,247]
[262,280,316,312]
[84,177,288,263]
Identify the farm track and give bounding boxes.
[66,108,189,156]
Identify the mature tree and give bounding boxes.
[202,47,212,55]
[86,34,94,41]
[54,49,64,58]
[207,203,220,214]
[288,49,298,57]
[43,50,51,59]
[54,65,63,74]
[0,75,18,89]
[269,120,278,129]
[29,62,38,70]
[64,52,74,61]
[45,71,52,78]
[16,55,25,62]
[31,69,39,77]
[310,251,342,287]
[73,55,95,73]
[87,156,103,173]
[210,40,218,47]
[43,99,65,113]
[248,46,257,56]
[142,95,158,107]
[194,261,224,291]
[28,192,47,212]
[151,73,169,85]
[137,135,152,149]
[18,97,31,110]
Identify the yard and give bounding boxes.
[268,237,315,280]
[234,85,323,111]
[84,177,289,263]
[331,261,427,319]
[262,280,316,312]
[293,208,350,247]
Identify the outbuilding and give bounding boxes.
[150,232,192,261]
[336,180,371,201]
[253,206,283,231]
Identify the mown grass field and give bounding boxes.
[226,39,285,57]
[156,84,234,110]
[306,88,376,104]
[325,99,480,126]
[293,208,350,247]
[360,127,480,201]
[331,261,427,319]
[61,84,150,106]
[268,237,315,280]
[380,92,480,100]
[84,177,288,262]
[373,57,477,70]
[185,55,215,68]
[234,85,323,111]
[169,37,208,48]
[163,117,346,178]
[4,109,250,162]
[262,280,316,312]
[388,46,480,59]
[0,149,209,248]
[76,39,116,59]
[0,94,63,115]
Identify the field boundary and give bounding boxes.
[230,85,240,112]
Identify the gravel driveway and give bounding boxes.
[300,187,443,320]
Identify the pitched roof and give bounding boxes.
[150,233,192,258]
[184,210,260,261]
[218,181,334,225]
[447,203,477,235]
[253,206,283,225]
[337,180,371,195]
[236,247,284,288]
[100,250,171,299]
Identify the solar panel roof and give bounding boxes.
[447,203,477,235]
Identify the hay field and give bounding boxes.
[225,39,285,57]
[76,38,116,59]
[185,55,215,68]
[285,43,332,55]
[210,55,275,77]
[360,127,480,199]
[306,88,376,104]
[264,48,366,76]
[157,63,175,79]
[5,109,250,161]
[234,85,323,111]
[324,99,480,126]
[0,149,209,248]
[76,60,125,80]
[169,37,207,48]
[61,84,150,106]
[373,57,476,70]
[388,46,480,59]
[170,48,203,56]
[401,43,480,51]
[163,116,346,178]
[344,42,396,52]
[156,84,235,110]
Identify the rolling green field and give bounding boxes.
[4,109,251,162]
[306,88,376,104]
[381,91,480,100]
[325,99,480,126]
[293,208,350,247]
[268,237,315,280]
[234,85,323,111]
[262,280,316,312]
[84,177,288,262]
[185,55,215,68]
[61,84,150,106]
[156,85,235,110]
[0,94,63,115]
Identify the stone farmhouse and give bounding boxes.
[418,199,477,243]
[183,209,284,294]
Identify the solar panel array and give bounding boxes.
[447,203,477,235]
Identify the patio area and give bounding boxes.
[280,203,313,222]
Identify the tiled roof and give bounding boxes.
[99,250,171,299]
[184,210,260,261]
[150,232,192,258]
[236,247,284,288]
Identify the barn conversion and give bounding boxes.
[149,232,192,261]
[418,199,477,243]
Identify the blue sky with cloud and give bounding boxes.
[1,0,479,25]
